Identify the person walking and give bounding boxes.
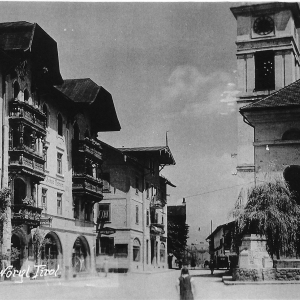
[209,258,215,275]
[176,266,196,300]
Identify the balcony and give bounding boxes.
[11,204,43,227]
[9,100,47,134]
[150,195,166,209]
[9,149,45,181]
[150,224,165,235]
[73,138,102,161]
[72,173,103,202]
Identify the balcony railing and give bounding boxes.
[72,173,104,201]
[73,138,102,161]
[150,224,165,235]
[11,204,43,227]
[9,100,47,132]
[9,150,45,181]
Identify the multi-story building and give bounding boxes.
[96,142,175,272]
[0,21,120,276]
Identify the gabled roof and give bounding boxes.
[55,78,100,104]
[0,21,63,85]
[55,79,121,132]
[240,79,300,112]
[160,175,176,188]
[118,146,176,165]
[206,221,235,241]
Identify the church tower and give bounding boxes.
[231,2,300,184]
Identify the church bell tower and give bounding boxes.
[231,2,300,183]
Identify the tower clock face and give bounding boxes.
[253,16,274,35]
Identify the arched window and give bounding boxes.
[283,165,300,205]
[14,178,27,205]
[74,122,80,141]
[43,104,49,127]
[24,89,29,102]
[282,129,300,140]
[84,129,90,139]
[133,238,141,262]
[57,113,63,136]
[13,81,20,99]
[160,243,166,263]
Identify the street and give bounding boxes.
[1,269,300,300]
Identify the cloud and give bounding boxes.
[156,65,239,118]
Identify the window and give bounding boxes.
[85,202,91,221]
[100,237,114,255]
[146,182,149,198]
[41,188,47,210]
[13,81,20,99]
[149,159,154,175]
[57,153,62,174]
[255,51,275,91]
[57,193,62,215]
[160,243,166,263]
[84,129,90,138]
[102,173,110,192]
[43,104,49,128]
[155,212,158,224]
[98,204,110,223]
[284,165,300,205]
[73,198,79,219]
[73,122,80,141]
[24,89,29,102]
[282,129,300,140]
[162,215,164,225]
[133,238,141,262]
[57,113,63,136]
[135,176,139,194]
[146,210,149,226]
[44,147,48,170]
[146,240,149,264]
[114,244,128,258]
[136,205,139,224]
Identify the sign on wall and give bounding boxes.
[98,204,110,222]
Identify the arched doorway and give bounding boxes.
[72,236,90,273]
[13,178,26,205]
[41,232,63,270]
[283,165,300,205]
[11,233,23,270]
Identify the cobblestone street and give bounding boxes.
[1,269,300,300]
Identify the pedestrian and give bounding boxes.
[209,258,215,275]
[103,257,108,277]
[176,266,196,300]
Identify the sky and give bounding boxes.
[0,1,243,244]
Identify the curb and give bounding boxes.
[222,276,300,285]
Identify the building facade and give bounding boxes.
[96,143,175,272]
[0,21,121,276]
[231,2,300,190]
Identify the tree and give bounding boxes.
[32,227,53,263]
[231,179,300,259]
[167,216,189,261]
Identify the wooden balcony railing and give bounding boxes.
[72,173,104,201]
[73,138,102,161]
[9,150,45,181]
[11,204,43,227]
[9,100,47,132]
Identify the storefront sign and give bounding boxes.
[40,217,52,227]
[97,227,116,235]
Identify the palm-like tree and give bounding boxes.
[232,179,300,259]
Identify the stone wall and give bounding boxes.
[233,267,300,281]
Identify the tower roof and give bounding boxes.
[231,2,300,27]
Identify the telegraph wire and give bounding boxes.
[184,181,255,199]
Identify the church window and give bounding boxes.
[282,129,300,140]
[255,51,275,91]
[13,81,20,99]
[24,89,29,102]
